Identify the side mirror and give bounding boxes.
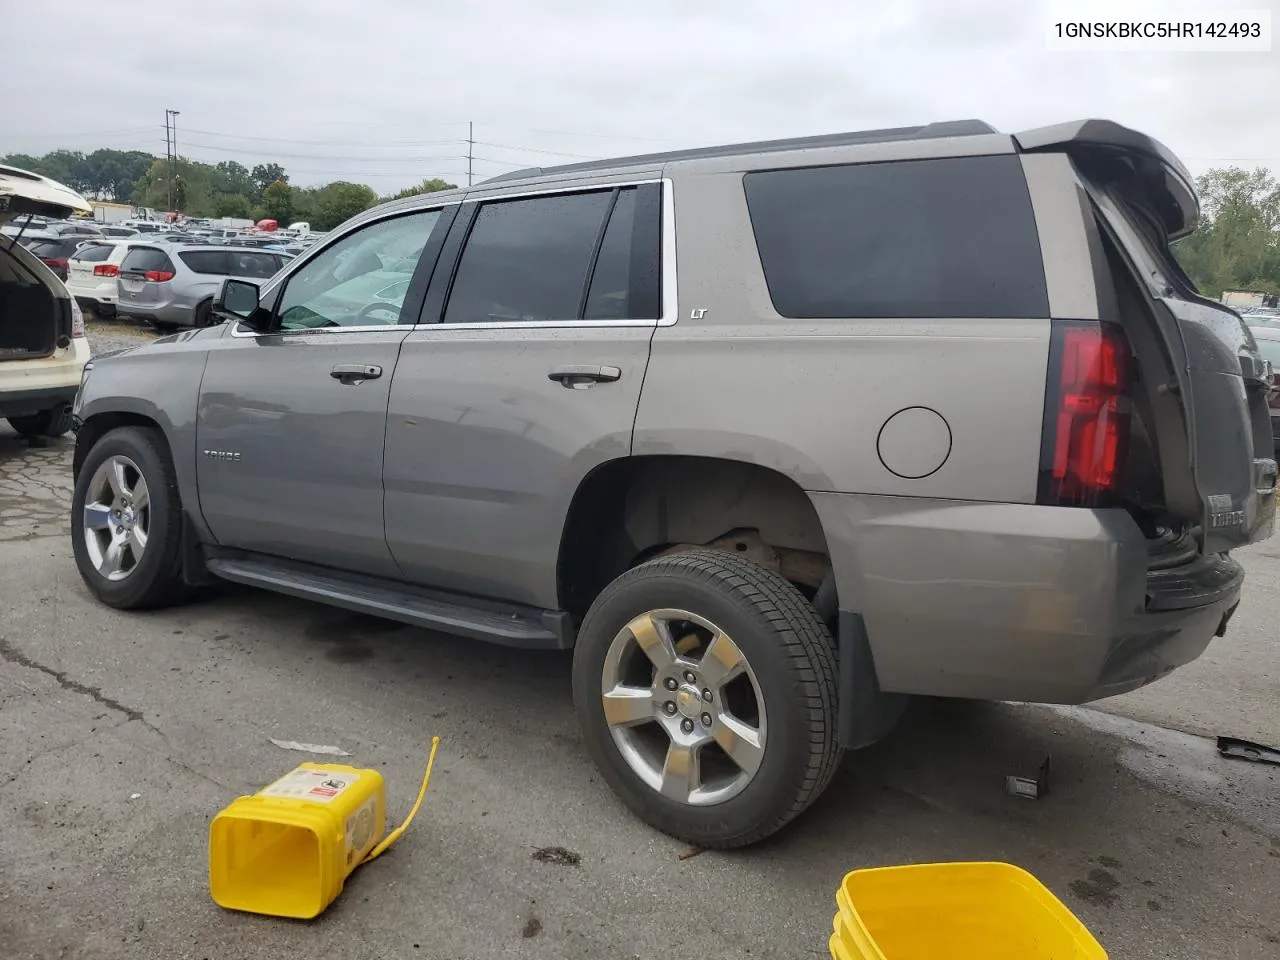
[214,278,267,329]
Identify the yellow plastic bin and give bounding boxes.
[829,862,1107,960]
[210,763,386,919]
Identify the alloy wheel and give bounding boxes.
[82,454,150,581]
[600,608,768,805]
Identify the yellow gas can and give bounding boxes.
[210,763,387,919]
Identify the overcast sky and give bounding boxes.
[4,0,1278,193]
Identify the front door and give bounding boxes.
[196,208,447,576]
[383,182,665,607]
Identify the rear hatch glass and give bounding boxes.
[119,246,175,302]
[1074,152,1275,552]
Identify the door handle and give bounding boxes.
[547,365,622,389]
[330,363,383,384]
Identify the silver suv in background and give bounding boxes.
[116,244,291,328]
[69,118,1275,847]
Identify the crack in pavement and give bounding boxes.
[0,637,145,723]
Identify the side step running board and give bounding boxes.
[205,555,572,649]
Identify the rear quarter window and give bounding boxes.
[743,155,1049,319]
[121,247,176,273]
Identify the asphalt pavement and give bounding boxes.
[1,325,1277,958]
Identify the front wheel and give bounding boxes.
[71,425,190,609]
[572,550,842,848]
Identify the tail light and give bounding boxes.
[1038,321,1132,507]
[70,299,85,339]
[144,270,175,282]
[93,264,120,277]
[42,257,69,270]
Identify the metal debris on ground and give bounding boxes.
[1216,736,1280,766]
[268,738,352,756]
[1005,754,1052,799]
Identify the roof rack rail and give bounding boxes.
[475,119,997,186]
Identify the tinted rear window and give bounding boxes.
[72,243,115,262]
[743,155,1049,319]
[121,247,176,273]
[25,238,76,257]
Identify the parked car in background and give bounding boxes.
[98,225,141,239]
[116,243,290,328]
[0,213,51,236]
[66,239,135,317]
[42,220,104,238]
[0,165,91,438]
[19,234,84,280]
[1248,322,1280,459]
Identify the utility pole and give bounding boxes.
[467,121,473,186]
[165,108,181,212]
[163,110,173,211]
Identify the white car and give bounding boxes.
[65,239,135,318]
[0,164,93,438]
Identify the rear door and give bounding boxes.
[382,182,664,607]
[1020,122,1276,551]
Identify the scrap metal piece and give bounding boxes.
[1217,736,1280,766]
[1006,754,1052,799]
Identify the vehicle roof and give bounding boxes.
[139,243,287,254]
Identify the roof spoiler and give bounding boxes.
[1014,119,1199,240]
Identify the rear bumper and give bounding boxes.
[118,300,192,325]
[810,494,1243,704]
[0,384,79,418]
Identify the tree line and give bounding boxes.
[0,148,455,232]
[1172,167,1280,300]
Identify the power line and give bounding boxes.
[177,138,471,164]
[472,140,600,159]
[179,127,466,148]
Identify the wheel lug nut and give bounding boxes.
[701,713,712,727]
[681,719,694,734]
[664,677,677,691]
[664,701,677,716]
[701,688,712,702]
[683,671,696,684]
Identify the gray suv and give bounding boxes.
[69,118,1276,847]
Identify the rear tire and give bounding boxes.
[71,425,190,609]
[572,549,842,848]
[7,407,73,439]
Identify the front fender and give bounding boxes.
[74,330,217,540]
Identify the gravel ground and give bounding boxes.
[86,317,161,355]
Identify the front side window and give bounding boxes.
[230,251,282,280]
[179,251,230,275]
[275,210,440,329]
